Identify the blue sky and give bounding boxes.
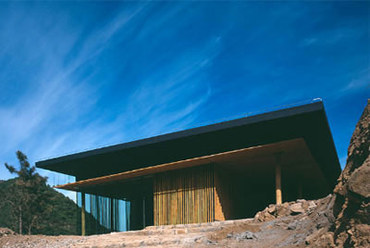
[0,1,369,199]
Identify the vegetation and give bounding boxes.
[0,151,110,235]
[0,177,80,235]
[0,151,81,235]
[2,151,50,234]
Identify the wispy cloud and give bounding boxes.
[0,3,218,195]
[341,68,370,92]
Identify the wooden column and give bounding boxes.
[275,164,282,204]
[275,153,283,205]
[81,193,86,236]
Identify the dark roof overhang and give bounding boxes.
[36,101,341,188]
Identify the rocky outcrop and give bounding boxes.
[0,197,336,248]
[0,228,16,237]
[253,195,337,247]
[307,100,370,248]
[335,100,370,197]
[254,199,317,222]
[331,100,370,248]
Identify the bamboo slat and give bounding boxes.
[153,165,215,225]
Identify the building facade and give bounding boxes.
[36,101,341,234]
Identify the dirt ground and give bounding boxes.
[0,195,337,248]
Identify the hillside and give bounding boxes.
[0,179,106,236]
[0,178,80,235]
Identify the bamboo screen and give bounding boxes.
[153,164,215,225]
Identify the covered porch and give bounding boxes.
[56,138,330,234]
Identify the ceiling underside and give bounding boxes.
[56,138,328,199]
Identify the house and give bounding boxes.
[36,101,341,235]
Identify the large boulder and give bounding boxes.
[319,100,370,248]
[347,158,370,199]
[334,99,370,198]
[308,100,369,248]
[332,100,370,248]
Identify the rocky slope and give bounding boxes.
[0,100,369,248]
[330,100,370,247]
[0,196,336,248]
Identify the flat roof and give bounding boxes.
[55,139,304,191]
[36,101,341,188]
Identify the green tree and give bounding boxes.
[3,151,50,234]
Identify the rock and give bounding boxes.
[287,221,298,230]
[226,230,258,242]
[329,100,370,247]
[334,100,370,197]
[267,204,276,214]
[308,201,317,210]
[308,232,335,247]
[235,231,257,241]
[351,224,370,247]
[0,227,16,237]
[254,210,275,222]
[347,159,370,198]
[276,202,291,217]
[254,199,320,223]
[204,239,217,245]
[290,203,305,214]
